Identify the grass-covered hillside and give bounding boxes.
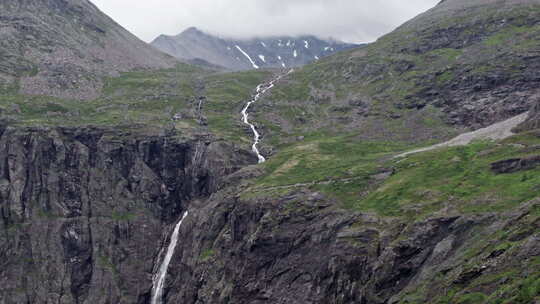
[229,1,540,302]
[250,1,539,149]
[0,63,273,144]
[0,0,538,303]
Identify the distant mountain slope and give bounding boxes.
[252,0,539,146]
[0,0,177,99]
[151,27,359,70]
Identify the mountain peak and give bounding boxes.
[152,29,361,71]
[182,26,204,35]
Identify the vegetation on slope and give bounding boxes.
[251,3,539,148]
[0,64,272,144]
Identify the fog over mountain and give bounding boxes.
[90,0,439,43]
[151,27,360,70]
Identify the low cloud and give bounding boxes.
[91,0,439,43]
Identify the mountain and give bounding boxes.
[0,0,176,100]
[151,27,359,70]
[0,0,539,303]
[249,0,540,147]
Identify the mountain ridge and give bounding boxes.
[151,26,360,70]
[0,0,539,303]
[0,0,177,100]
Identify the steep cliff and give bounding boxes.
[164,187,540,304]
[0,125,255,303]
[0,0,539,303]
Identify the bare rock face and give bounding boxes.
[491,155,540,173]
[0,125,256,303]
[517,101,540,132]
[0,0,176,99]
[154,188,539,304]
[0,125,538,304]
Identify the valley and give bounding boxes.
[0,0,539,303]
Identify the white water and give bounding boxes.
[151,211,189,304]
[241,70,293,163]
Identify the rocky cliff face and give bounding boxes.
[1,0,539,303]
[0,0,176,100]
[1,124,538,304]
[151,27,359,71]
[139,175,540,304]
[0,125,255,303]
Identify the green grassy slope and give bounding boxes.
[0,64,272,143]
[251,2,539,148]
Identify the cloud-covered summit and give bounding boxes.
[90,0,439,44]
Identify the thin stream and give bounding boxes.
[241,70,293,163]
[149,70,293,304]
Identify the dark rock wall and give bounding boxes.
[159,188,539,304]
[0,127,538,304]
[0,126,255,303]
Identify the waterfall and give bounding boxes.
[151,211,189,304]
[241,70,294,163]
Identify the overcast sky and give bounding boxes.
[90,0,439,44]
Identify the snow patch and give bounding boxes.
[277,55,282,60]
[396,112,530,158]
[314,55,319,60]
[286,40,291,47]
[258,55,266,63]
[293,50,298,58]
[260,41,267,48]
[281,62,286,68]
[304,40,309,49]
[235,45,259,69]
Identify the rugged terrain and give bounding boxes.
[0,0,176,100]
[0,0,539,303]
[151,27,359,71]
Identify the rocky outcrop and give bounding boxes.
[491,155,540,174]
[386,0,540,129]
[0,125,255,303]
[517,101,540,132]
[153,186,540,304]
[1,124,538,304]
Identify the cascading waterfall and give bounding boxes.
[241,70,293,163]
[151,211,189,304]
[149,70,293,304]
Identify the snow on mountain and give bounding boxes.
[151,27,361,70]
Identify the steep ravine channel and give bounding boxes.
[149,71,291,303]
[151,211,189,304]
[241,70,293,163]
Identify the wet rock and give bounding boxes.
[490,155,540,174]
[453,266,487,285]
[0,124,256,303]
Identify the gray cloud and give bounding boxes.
[90,0,439,43]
